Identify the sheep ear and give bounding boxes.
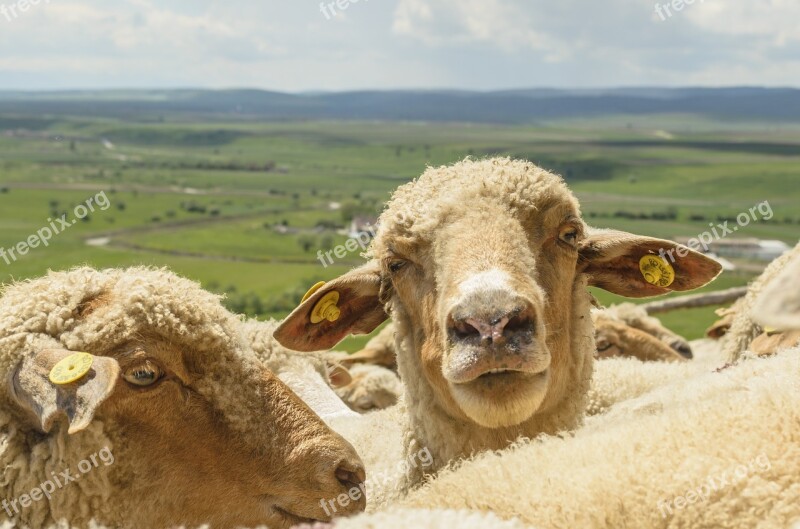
[326,363,353,388]
[578,229,722,298]
[274,262,388,352]
[9,349,120,434]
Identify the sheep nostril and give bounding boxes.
[335,464,365,491]
[672,341,693,359]
[449,310,535,345]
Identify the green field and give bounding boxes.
[1,113,798,349]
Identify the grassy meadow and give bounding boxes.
[1,113,798,349]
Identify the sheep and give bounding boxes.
[585,335,727,416]
[334,363,403,412]
[591,308,688,362]
[0,267,366,529]
[240,319,361,424]
[395,344,800,529]
[275,157,721,491]
[723,240,800,361]
[597,302,693,358]
[324,507,536,529]
[348,304,694,369]
[753,248,800,331]
[345,324,398,372]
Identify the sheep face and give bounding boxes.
[3,268,366,529]
[592,314,689,362]
[276,158,721,434]
[96,339,365,528]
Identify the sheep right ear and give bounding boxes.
[9,349,120,434]
[274,262,388,352]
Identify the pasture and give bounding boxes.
[1,113,798,349]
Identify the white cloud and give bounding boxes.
[392,0,561,58]
[0,0,797,90]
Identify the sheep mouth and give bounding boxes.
[272,505,322,526]
[443,346,550,385]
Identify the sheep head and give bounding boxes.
[276,158,721,433]
[2,267,366,529]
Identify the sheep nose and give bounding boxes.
[331,458,367,513]
[448,302,536,346]
[671,340,693,359]
[335,463,365,491]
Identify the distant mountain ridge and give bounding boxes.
[0,87,797,123]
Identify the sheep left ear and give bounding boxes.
[578,229,722,298]
[274,261,388,352]
[10,349,120,434]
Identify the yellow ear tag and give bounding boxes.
[639,255,676,288]
[310,291,341,324]
[49,352,93,385]
[302,281,327,303]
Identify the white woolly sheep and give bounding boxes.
[275,157,721,490]
[753,247,800,331]
[723,240,800,361]
[334,363,403,412]
[0,267,366,529]
[396,344,800,529]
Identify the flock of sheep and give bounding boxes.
[0,157,798,529]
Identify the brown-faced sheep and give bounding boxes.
[0,267,366,529]
[597,302,692,358]
[275,157,721,489]
[591,308,688,362]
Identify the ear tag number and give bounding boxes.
[311,291,341,324]
[639,255,676,288]
[49,352,93,385]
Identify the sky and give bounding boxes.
[0,0,798,91]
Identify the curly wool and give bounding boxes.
[723,241,800,361]
[398,345,800,529]
[0,266,246,528]
[334,364,403,412]
[369,157,578,260]
[365,158,595,488]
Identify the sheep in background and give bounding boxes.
[591,308,688,362]
[275,157,721,492]
[723,241,800,361]
[598,302,693,358]
[335,363,403,412]
[0,267,366,529]
[345,324,398,372]
[754,247,800,331]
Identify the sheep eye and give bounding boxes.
[388,260,407,273]
[122,363,163,387]
[596,339,612,352]
[559,226,579,246]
